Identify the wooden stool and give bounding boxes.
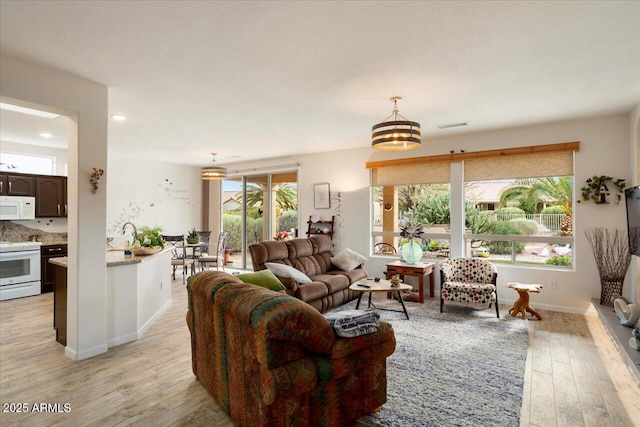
[506,283,543,320]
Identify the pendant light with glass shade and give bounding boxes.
[201,153,227,180]
[372,96,421,150]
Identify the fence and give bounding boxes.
[492,213,566,234]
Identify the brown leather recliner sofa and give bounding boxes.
[186,270,396,427]
[249,235,366,312]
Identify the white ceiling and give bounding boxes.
[1,1,639,166]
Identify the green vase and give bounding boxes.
[401,239,423,264]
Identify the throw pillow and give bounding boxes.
[236,269,286,292]
[330,248,367,271]
[265,262,312,284]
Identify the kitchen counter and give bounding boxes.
[49,247,172,268]
[50,247,173,348]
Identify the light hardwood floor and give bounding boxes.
[0,277,638,426]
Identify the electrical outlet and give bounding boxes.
[549,280,557,289]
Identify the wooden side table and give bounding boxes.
[506,283,543,320]
[385,260,434,303]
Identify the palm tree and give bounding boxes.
[239,183,298,212]
[499,177,573,235]
[499,177,572,212]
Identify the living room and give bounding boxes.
[1,1,639,426]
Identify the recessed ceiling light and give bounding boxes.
[39,132,52,138]
[111,114,126,121]
[0,102,59,119]
[437,122,468,129]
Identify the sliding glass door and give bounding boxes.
[222,170,297,270]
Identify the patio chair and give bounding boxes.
[198,232,228,272]
[163,234,196,284]
[373,242,397,255]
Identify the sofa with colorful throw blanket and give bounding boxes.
[186,270,396,427]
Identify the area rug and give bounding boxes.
[329,297,529,427]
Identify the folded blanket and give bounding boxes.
[323,310,380,338]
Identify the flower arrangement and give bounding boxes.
[399,210,424,239]
[274,231,290,242]
[134,225,164,249]
[579,175,626,205]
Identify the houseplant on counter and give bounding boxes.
[131,225,165,255]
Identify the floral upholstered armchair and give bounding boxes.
[439,258,499,318]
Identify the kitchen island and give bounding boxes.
[50,248,173,347]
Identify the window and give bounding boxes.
[372,183,451,259]
[464,177,573,267]
[222,171,298,270]
[0,152,55,175]
[368,142,578,268]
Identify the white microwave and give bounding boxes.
[0,196,36,220]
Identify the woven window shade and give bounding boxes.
[372,160,450,186]
[464,151,574,181]
[367,142,579,185]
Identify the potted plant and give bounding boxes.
[399,210,425,264]
[186,228,200,244]
[131,225,164,255]
[224,245,231,263]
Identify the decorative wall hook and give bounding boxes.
[91,168,104,193]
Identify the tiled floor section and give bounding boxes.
[1,275,638,426]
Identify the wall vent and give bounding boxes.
[437,122,468,129]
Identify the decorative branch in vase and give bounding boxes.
[584,227,632,306]
[399,210,427,264]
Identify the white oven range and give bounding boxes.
[0,241,42,301]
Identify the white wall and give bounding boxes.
[224,113,633,314]
[1,55,109,359]
[106,155,202,246]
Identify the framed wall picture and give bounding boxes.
[314,183,330,209]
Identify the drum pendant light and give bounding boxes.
[201,153,227,180]
[372,96,421,150]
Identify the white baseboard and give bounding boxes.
[65,343,108,360]
[137,299,173,338]
[107,333,138,347]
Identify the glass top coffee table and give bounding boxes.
[349,279,412,319]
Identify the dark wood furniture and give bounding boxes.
[53,263,67,346]
[0,174,35,196]
[0,172,67,217]
[41,244,67,293]
[36,176,67,217]
[385,260,435,303]
[306,215,334,239]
